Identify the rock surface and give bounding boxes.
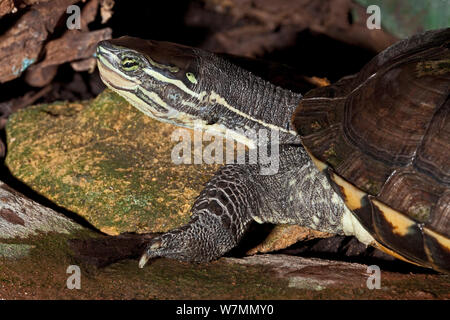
[247,225,333,255]
[5,89,220,235]
[0,243,35,259]
[0,180,83,261]
[0,181,81,239]
[0,230,448,299]
[226,254,381,291]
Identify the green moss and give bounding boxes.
[0,231,305,299]
[5,89,220,235]
[0,229,448,299]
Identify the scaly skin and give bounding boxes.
[139,145,349,266]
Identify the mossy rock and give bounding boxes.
[5,89,220,235]
[1,231,449,299]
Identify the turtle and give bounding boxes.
[96,28,450,273]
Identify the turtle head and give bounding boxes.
[96,36,212,127]
[97,37,299,147]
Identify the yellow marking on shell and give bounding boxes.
[424,227,450,252]
[422,228,450,273]
[329,171,365,211]
[342,207,422,267]
[371,240,423,267]
[304,148,328,172]
[371,199,414,237]
[416,59,450,77]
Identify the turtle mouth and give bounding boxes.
[97,61,137,92]
[97,42,173,118]
[96,45,141,92]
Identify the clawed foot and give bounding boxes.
[138,232,195,268]
[138,228,213,267]
[138,215,238,267]
[138,236,165,268]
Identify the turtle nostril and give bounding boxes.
[95,45,102,58]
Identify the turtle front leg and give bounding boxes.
[139,165,257,267]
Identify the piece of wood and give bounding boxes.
[24,65,59,87]
[80,0,100,31]
[0,85,51,123]
[0,0,15,17]
[0,0,113,85]
[25,28,112,86]
[0,0,79,83]
[70,57,97,72]
[100,0,114,24]
[187,0,398,57]
[247,225,333,255]
[0,181,82,239]
[41,28,112,68]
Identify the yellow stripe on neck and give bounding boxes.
[142,68,296,135]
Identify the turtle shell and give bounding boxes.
[292,28,450,273]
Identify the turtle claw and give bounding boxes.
[138,252,150,268]
[138,238,163,268]
[137,208,240,265]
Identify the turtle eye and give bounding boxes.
[186,72,198,84]
[121,57,139,71]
